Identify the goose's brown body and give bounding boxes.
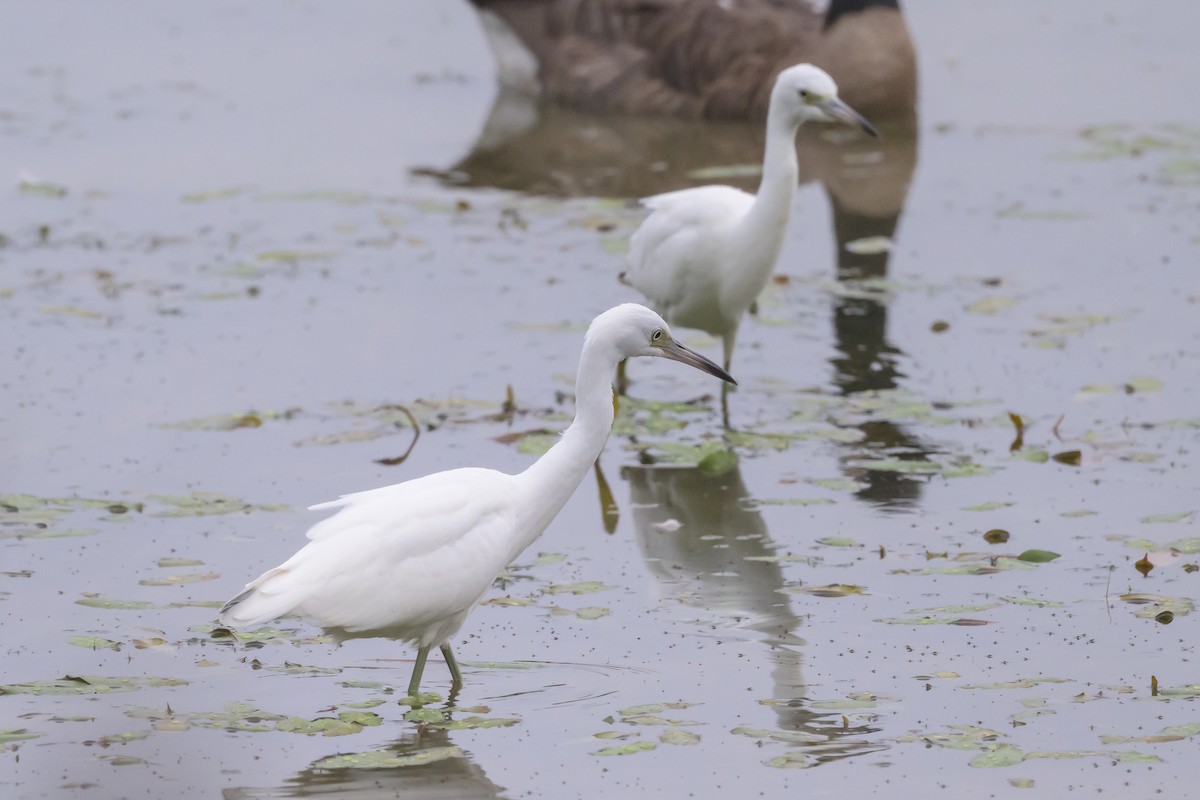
[471,0,916,121]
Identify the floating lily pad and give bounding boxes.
[315,746,463,770]
[545,581,614,596]
[970,745,1025,768]
[68,636,121,650]
[139,572,220,587]
[619,702,693,716]
[75,596,156,610]
[0,675,187,696]
[482,596,536,607]
[575,607,611,620]
[428,716,520,731]
[1119,594,1195,619]
[156,558,205,568]
[1140,511,1193,524]
[962,678,1070,690]
[658,729,699,745]
[148,492,288,517]
[793,583,865,598]
[815,537,858,547]
[965,501,1014,512]
[594,741,656,756]
[731,726,825,745]
[1003,596,1064,608]
[965,296,1018,315]
[1017,549,1061,563]
[765,751,812,769]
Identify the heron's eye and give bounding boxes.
[651,328,664,342]
[799,89,810,99]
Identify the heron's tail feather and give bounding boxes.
[217,568,299,628]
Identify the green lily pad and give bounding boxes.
[962,678,1069,690]
[67,636,121,650]
[148,492,288,517]
[859,460,942,474]
[731,726,825,745]
[1017,549,1061,563]
[765,751,812,769]
[964,501,1014,511]
[75,596,156,610]
[970,745,1025,768]
[619,702,693,716]
[428,716,520,731]
[545,581,614,596]
[156,558,205,568]
[659,729,700,745]
[0,675,187,696]
[594,741,656,756]
[139,572,220,587]
[315,746,463,770]
[815,537,858,547]
[575,607,611,620]
[1140,511,1193,524]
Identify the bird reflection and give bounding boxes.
[621,462,879,758]
[223,727,506,800]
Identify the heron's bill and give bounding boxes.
[817,97,878,138]
[659,340,737,385]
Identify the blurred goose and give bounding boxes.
[469,0,916,121]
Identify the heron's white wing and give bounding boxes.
[220,468,519,637]
[626,185,754,309]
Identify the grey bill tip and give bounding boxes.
[662,340,738,386]
[819,97,879,138]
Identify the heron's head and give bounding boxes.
[590,304,736,385]
[773,63,878,137]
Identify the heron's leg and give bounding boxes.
[721,382,731,430]
[440,643,463,692]
[722,325,739,373]
[408,644,431,699]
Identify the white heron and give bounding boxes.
[218,304,735,698]
[622,63,878,374]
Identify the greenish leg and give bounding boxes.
[440,643,463,692]
[408,644,431,698]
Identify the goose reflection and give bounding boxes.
[621,461,879,758]
[223,727,505,800]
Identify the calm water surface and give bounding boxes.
[2,2,1198,798]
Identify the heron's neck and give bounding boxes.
[514,341,617,555]
[743,109,800,242]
